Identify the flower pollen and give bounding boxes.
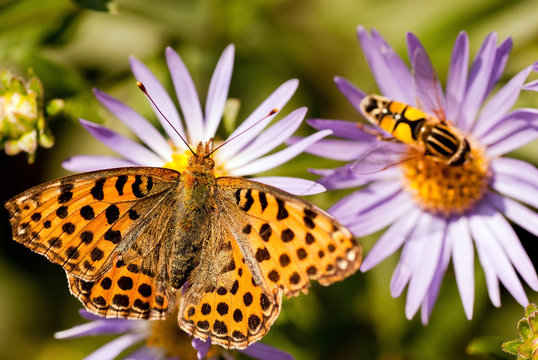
[147,313,198,360]
[401,141,490,217]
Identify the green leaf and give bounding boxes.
[526,304,538,318]
[502,340,523,356]
[519,319,532,340]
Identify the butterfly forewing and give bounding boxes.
[216,177,362,297]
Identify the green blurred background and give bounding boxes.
[1,0,538,359]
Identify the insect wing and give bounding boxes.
[351,141,412,175]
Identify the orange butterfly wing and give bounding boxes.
[6,167,180,319]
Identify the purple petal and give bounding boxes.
[192,337,211,360]
[524,79,538,91]
[127,346,164,360]
[83,332,148,360]
[330,179,403,221]
[469,207,528,307]
[357,26,412,104]
[54,319,141,339]
[485,37,513,97]
[307,118,377,141]
[390,212,433,297]
[421,235,451,324]
[475,108,538,143]
[446,31,470,125]
[473,64,536,134]
[228,130,331,176]
[448,216,474,320]
[479,201,538,291]
[226,108,307,169]
[317,164,399,190]
[166,47,205,144]
[78,119,163,166]
[460,33,498,132]
[252,176,325,195]
[485,124,538,157]
[334,76,366,114]
[405,217,445,320]
[62,155,137,172]
[218,80,298,162]
[78,309,103,321]
[129,56,186,148]
[474,234,501,307]
[360,207,421,272]
[491,157,538,184]
[344,191,415,237]
[93,89,171,160]
[295,137,373,161]
[408,33,446,115]
[240,342,295,360]
[487,192,538,237]
[492,173,538,208]
[204,44,235,140]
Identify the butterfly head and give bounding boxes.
[186,141,216,175]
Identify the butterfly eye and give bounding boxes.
[204,158,215,168]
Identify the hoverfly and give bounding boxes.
[353,94,470,173]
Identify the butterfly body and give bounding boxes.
[6,141,362,349]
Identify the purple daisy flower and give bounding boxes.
[63,44,330,195]
[55,309,293,360]
[300,27,538,323]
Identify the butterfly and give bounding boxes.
[5,140,362,349]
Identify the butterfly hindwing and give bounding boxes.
[6,167,180,281]
[179,221,282,349]
[216,177,362,298]
[68,255,172,320]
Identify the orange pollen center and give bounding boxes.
[400,140,490,217]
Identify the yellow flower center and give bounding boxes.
[163,145,227,177]
[400,139,490,217]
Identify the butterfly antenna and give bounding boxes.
[208,108,279,156]
[137,81,196,156]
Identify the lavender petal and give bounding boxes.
[492,173,538,208]
[317,164,399,190]
[293,137,372,161]
[345,191,415,237]
[225,108,307,169]
[405,217,445,320]
[469,207,528,307]
[360,207,421,272]
[485,37,513,97]
[334,76,366,113]
[240,342,295,360]
[473,63,536,135]
[357,26,412,103]
[204,44,235,140]
[460,33,498,132]
[129,55,186,148]
[252,177,325,195]
[446,31,469,125]
[448,216,474,320]
[228,130,331,176]
[485,125,538,157]
[218,79,298,162]
[192,338,211,360]
[62,155,137,172]
[165,47,205,144]
[54,319,140,339]
[408,33,446,114]
[126,346,164,360]
[491,157,538,184]
[307,118,377,141]
[421,235,451,325]
[479,201,538,290]
[93,89,172,161]
[487,192,538,237]
[83,332,148,360]
[79,119,163,166]
[475,108,538,143]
